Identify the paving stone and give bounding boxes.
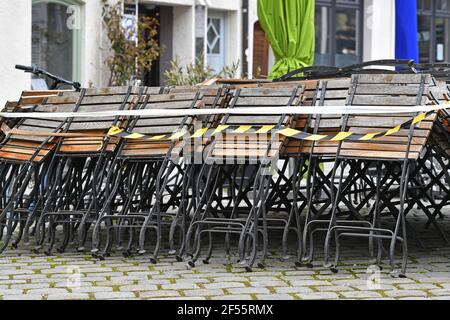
[298,292,340,300]
[352,284,397,291]
[0,279,27,285]
[341,290,383,298]
[384,290,428,298]
[246,276,281,282]
[94,291,136,299]
[274,286,314,294]
[428,289,450,296]
[150,297,207,300]
[14,274,48,279]
[280,275,317,282]
[314,285,355,292]
[203,282,246,289]
[119,284,158,292]
[138,279,171,285]
[208,276,248,282]
[290,280,331,286]
[139,290,180,298]
[161,283,201,290]
[430,295,450,300]
[0,269,34,275]
[256,294,294,300]
[397,283,440,290]
[330,279,371,286]
[2,294,44,300]
[0,289,25,295]
[47,293,90,300]
[171,278,210,284]
[27,288,69,295]
[183,289,225,297]
[250,281,287,287]
[7,283,51,290]
[227,287,271,295]
[72,286,114,293]
[94,281,136,286]
[212,294,253,300]
[436,283,450,289]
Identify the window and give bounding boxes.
[32,0,82,88]
[315,0,363,66]
[206,12,225,73]
[418,0,450,63]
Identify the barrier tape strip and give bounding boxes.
[0,105,447,119]
[1,105,448,141]
[107,110,437,142]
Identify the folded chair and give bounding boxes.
[297,78,353,266]
[185,86,303,271]
[159,85,230,260]
[416,84,450,226]
[321,74,434,277]
[91,90,204,262]
[259,80,319,264]
[34,86,150,255]
[0,90,81,252]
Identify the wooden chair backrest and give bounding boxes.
[208,87,302,162]
[58,86,150,154]
[0,94,82,163]
[120,91,203,159]
[339,74,433,161]
[284,79,351,157]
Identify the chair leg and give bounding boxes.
[44,216,57,256]
[324,160,345,268]
[203,232,214,264]
[302,158,320,264]
[389,162,410,277]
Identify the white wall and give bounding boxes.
[363,0,396,62]
[207,0,243,75]
[208,0,240,11]
[247,0,258,78]
[172,5,195,66]
[82,0,105,87]
[224,10,242,75]
[0,0,32,107]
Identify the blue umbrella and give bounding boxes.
[395,0,419,63]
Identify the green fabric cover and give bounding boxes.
[257,0,315,79]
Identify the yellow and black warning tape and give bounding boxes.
[108,111,436,142]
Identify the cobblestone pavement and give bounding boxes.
[1,209,450,300]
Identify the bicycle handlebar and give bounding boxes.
[15,64,81,91]
[15,64,35,72]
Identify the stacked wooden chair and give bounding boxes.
[418,82,450,229]
[296,79,356,267]
[184,86,303,271]
[90,89,209,263]
[315,74,436,276]
[159,85,230,260]
[0,90,80,252]
[33,86,151,255]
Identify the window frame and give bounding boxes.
[32,0,83,82]
[417,0,450,63]
[315,0,364,66]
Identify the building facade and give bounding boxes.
[0,0,449,106]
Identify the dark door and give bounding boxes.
[139,4,160,86]
[253,21,269,79]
